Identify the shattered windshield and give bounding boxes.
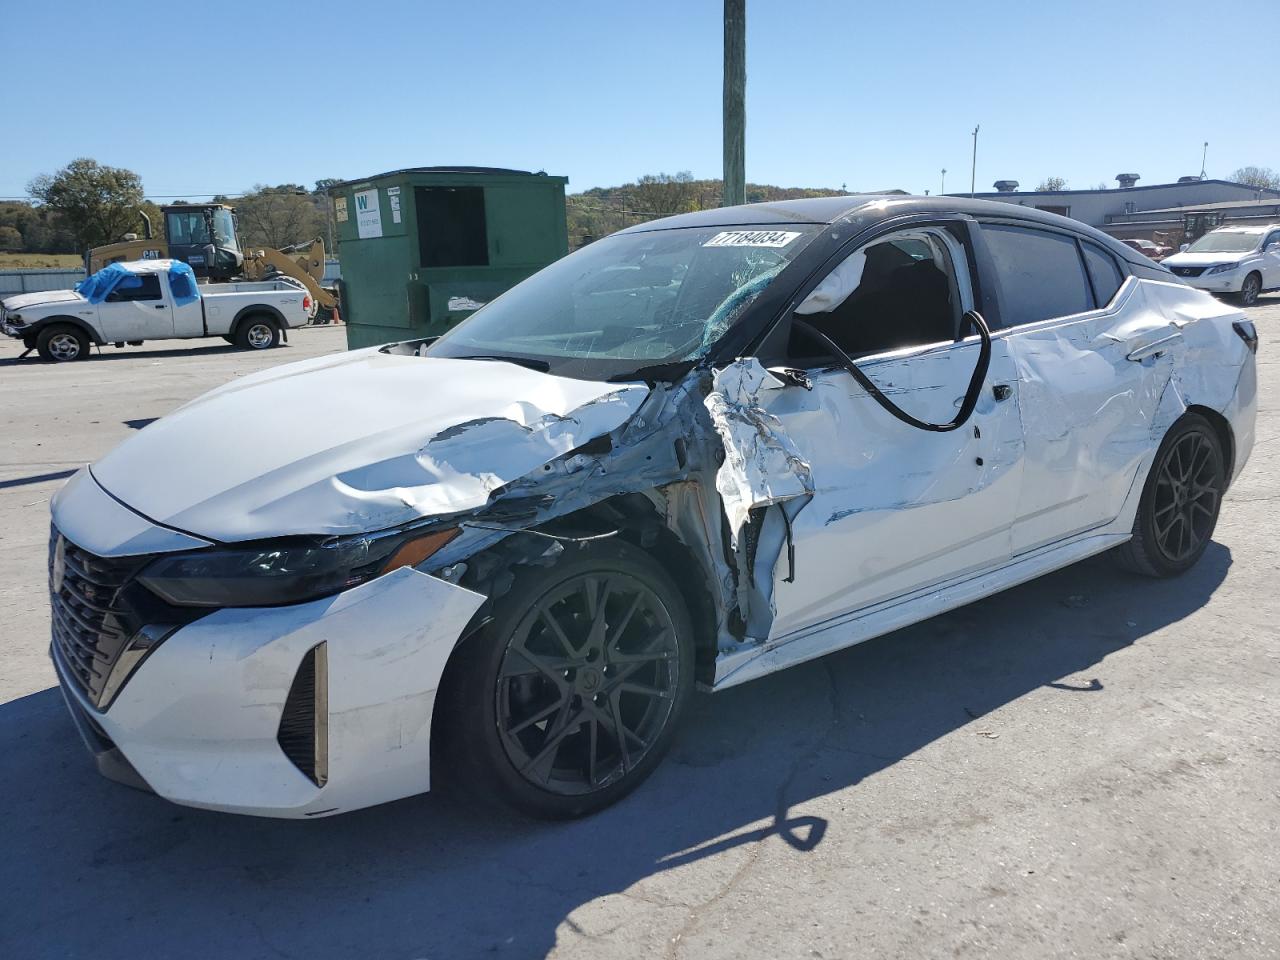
[425,225,821,378]
[1186,232,1260,254]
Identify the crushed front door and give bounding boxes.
[759,337,1025,641]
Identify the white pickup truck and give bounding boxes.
[0,259,315,362]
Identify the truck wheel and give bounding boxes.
[36,325,90,362]
[235,316,280,351]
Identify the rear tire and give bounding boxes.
[434,539,695,819]
[234,316,280,350]
[1114,413,1225,577]
[36,324,90,362]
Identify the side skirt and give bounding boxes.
[711,530,1130,691]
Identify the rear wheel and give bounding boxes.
[1115,413,1225,577]
[36,324,90,362]
[1238,272,1261,306]
[235,316,280,350]
[435,540,695,818]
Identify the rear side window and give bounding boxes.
[1081,242,1125,307]
[983,225,1092,326]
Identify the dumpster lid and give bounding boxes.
[333,166,562,188]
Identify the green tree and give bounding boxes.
[0,225,22,252]
[26,158,146,250]
[1037,176,1068,191]
[1229,166,1280,191]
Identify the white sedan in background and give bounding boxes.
[1163,224,1280,305]
[46,196,1257,821]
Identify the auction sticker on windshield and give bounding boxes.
[703,230,802,248]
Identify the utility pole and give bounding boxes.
[941,168,947,195]
[722,0,746,207]
[970,126,980,197]
[1200,141,1209,179]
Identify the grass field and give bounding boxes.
[0,253,83,270]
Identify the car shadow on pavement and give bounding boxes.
[0,543,1231,959]
[0,343,295,367]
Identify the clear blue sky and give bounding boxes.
[3,0,1276,200]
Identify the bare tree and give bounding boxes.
[1037,176,1068,191]
[1229,166,1280,191]
[235,185,324,249]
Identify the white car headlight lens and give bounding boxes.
[1206,262,1239,275]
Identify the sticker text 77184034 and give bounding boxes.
[703,230,802,248]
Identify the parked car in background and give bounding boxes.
[45,197,1256,821]
[1,259,315,361]
[1161,224,1280,305]
[1120,238,1172,261]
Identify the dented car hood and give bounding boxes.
[90,348,649,542]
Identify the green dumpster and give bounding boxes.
[333,166,568,349]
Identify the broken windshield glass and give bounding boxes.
[425,225,822,378]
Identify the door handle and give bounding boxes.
[1126,332,1181,362]
[992,383,1012,401]
[154,304,166,309]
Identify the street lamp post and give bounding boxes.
[1200,141,1209,180]
[941,168,946,195]
[970,126,980,197]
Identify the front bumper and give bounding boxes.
[53,564,485,819]
[2,320,30,339]
[1180,272,1241,294]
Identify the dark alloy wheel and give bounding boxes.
[1115,413,1225,577]
[435,540,695,818]
[1238,272,1261,307]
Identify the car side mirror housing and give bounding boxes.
[1179,243,1189,252]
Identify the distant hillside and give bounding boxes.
[566,173,886,247]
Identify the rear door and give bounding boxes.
[97,273,172,341]
[983,223,1178,554]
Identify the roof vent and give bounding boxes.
[1177,175,1203,183]
[993,180,1020,193]
[1115,173,1140,188]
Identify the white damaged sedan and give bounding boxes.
[49,196,1258,819]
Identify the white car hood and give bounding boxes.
[2,289,85,311]
[1163,251,1251,267]
[90,348,650,542]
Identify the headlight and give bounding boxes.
[1206,262,1239,275]
[138,527,459,607]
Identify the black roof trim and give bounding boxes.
[616,194,1154,269]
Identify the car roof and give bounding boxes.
[1207,224,1270,234]
[617,194,1152,267]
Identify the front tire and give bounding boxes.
[1115,413,1225,577]
[1237,272,1261,307]
[435,540,695,819]
[36,324,90,362]
[235,316,280,351]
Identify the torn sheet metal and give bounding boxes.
[89,351,649,541]
[703,358,814,540]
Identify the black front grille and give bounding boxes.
[48,527,152,707]
[1172,266,1207,277]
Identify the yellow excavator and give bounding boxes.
[88,203,338,312]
